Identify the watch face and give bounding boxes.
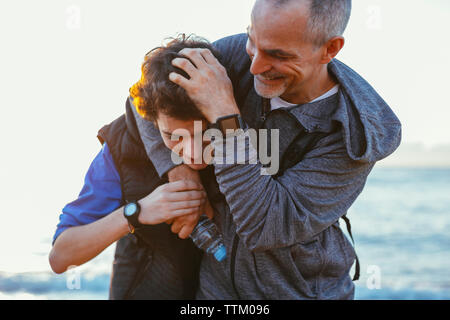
[220,117,239,132]
[124,203,137,217]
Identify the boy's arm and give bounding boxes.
[49,205,130,274]
[49,143,206,273]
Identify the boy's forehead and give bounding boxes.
[157,114,206,133]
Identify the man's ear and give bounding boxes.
[319,36,345,64]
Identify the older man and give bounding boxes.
[136,0,401,299]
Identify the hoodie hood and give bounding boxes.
[327,59,402,163]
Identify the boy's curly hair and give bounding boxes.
[130,34,220,122]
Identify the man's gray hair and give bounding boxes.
[274,0,352,46]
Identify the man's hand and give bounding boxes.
[169,48,240,123]
[166,164,214,239]
[138,180,206,226]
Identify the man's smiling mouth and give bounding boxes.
[256,75,285,84]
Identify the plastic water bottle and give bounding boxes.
[190,215,227,262]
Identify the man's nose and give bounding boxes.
[183,137,203,164]
[250,51,272,75]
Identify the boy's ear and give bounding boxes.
[145,114,158,128]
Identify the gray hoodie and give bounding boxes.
[133,34,402,299]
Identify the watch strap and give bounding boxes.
[124,201,143,231]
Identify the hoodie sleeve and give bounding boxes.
[130,97,177,178]
[213,128,375,252]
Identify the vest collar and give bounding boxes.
[125,97,145,144]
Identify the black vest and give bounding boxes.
[97,99,202,299]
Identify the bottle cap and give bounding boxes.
[213,244,227,262]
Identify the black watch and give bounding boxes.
[123,201,143,231]
[209,114,245,136]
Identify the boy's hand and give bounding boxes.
[138,179,206,226]
[166,164,214,239]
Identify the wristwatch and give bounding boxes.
[123,201,143,233]
[209,114,245,136]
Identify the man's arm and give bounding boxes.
[129,34,250,237]
[211,128,375,251]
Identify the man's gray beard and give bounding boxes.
[254,78,286,99]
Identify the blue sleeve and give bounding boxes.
[52,142,122,244]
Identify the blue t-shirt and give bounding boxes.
[52,143,122,244]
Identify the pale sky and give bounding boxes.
[0,0,449,272]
